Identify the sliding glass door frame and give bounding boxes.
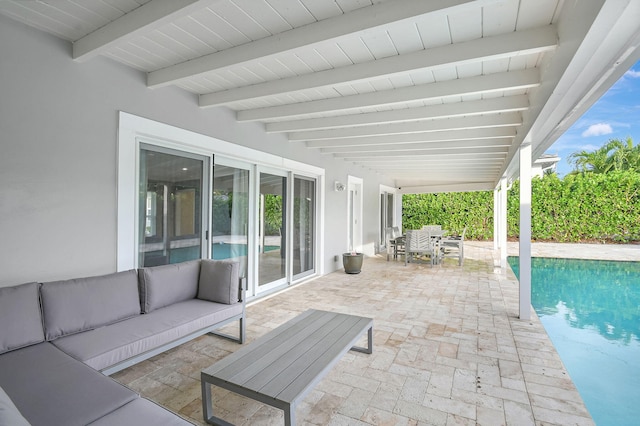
[212,157,256,294]
[255,166,289,294]
[118,113,325,295]
[291,173,317,282]
[136,141,211,267]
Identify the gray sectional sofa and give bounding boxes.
[0,259,245,426]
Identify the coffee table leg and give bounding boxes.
[202,380,213,424]
[285,403,295,426]
[350,326,373,354]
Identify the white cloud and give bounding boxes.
[625,69,640,78]
[577,144,600,152]
[581,123,613,137]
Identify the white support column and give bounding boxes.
[499,177,508,269]
[519,143,532,320]
[493,188,499,251]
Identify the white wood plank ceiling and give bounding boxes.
[3,0,640,193]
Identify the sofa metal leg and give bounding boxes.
[239,315,245,344]
[208,315,245,344]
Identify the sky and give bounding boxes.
[545,59,640,176]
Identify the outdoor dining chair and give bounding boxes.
[385,226,405,261]
[405,229,439,267]
[440,226,466,266]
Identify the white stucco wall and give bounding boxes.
[0,15,393,286]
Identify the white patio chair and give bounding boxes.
[422,225,441,233]
[404,229,439,267]
[441,226,466,266]
[385,227,405,261]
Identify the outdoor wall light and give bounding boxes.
[334,181,346,192]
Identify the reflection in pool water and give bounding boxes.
[509,257,640,426]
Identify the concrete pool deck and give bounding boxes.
[112,242,637,425]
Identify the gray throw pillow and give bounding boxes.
[198,260,239,304]
[0,385,31,426]
[138,260,201,313]
[0,282,44,355]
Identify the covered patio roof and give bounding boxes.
[2,0,639,193]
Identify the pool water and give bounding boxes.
[509,257,640,426]
[212,243,279,259]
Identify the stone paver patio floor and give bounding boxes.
[110,242,638,425]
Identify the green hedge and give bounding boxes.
[402,171,640,243]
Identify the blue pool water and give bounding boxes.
[150,243,279,264]
[509,257,640,426]
[212,243,279,259]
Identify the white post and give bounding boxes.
[493,188,499,251]
[499,177,508,269]
[519,143,532,320]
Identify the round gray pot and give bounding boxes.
[342,253,364,274]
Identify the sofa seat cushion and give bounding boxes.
[52,299,243,372]
[0,385,31,426]
[87,398,193,426]
[0,343,137,426]
[41,270,141,340]
[138,261,201,313]
[0,282,44,355]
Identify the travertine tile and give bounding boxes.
[112,242,599,425]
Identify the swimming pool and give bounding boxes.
[509,257,640,426]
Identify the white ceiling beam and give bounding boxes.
[387,164,501,170]
[399,183,495,194]
[379,170,502,176]
[305,127,516,148]
[392,171,497,178]
[364,159,504,167]
[383,171,501,177]
[73,0,208,61]
[320,138,513,154]
[345,154,505,163]
[238,69,539,122]
[334,146,508,159]
[147,0,491,87]
[378,167,501,174]
[200,26,556,107]
[290,112,522,141]
[266,95,529,133]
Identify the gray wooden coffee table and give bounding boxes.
[201,309,373,425]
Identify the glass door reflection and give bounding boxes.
[138,147,206,267]
[293,176,315,279]
[258,172,287,288]
[212,164,249,279]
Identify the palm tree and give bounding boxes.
[569,137,639,173]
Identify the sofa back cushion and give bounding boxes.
[198,260,240,304]
[41,270,140,341]
[138,260,200,313]
[0,282,44,355]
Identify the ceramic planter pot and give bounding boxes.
[342,253,364,274]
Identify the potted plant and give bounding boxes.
[342,251,364,274]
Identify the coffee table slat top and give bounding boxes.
[202,309,372,405]
[208,310,337,383]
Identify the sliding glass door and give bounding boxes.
[258,170,287,290]
[135,141,318,297]
[292,176,315,279]
[138,146,208,267]
[380,191,394,246]
[212,163,250,279]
